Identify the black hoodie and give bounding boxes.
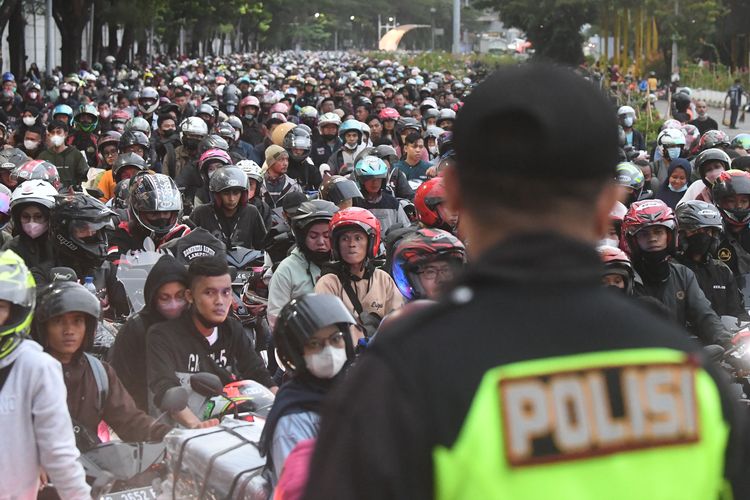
[109,255,188,411]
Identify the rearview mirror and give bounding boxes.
[160,386,189,412]
[190,372,224,397]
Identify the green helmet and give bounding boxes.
[0,250,35,359]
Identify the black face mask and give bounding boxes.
[637,249,671,284]
[322,133,337,142]
[686,232,717,258]
[183,137,199,151]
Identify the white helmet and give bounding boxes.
[437,108,456,122]
[424,126,445,140]
[617,105,636,118]
[318,112,342,131]
[179,116,208,140]
[657,128,686,147]
[10,179,58,211]
[237,159,263,184]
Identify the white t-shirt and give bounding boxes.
[206,327,219,346]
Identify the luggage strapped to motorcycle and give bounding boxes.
[85,352,109,415]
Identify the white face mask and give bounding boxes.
[50,134,65,147]
[60,91,69,99]
[27,91,38,100]
[22,221,48,239]
[22,117,35,127]
[304,345,347,379]
[23,139,39,150]
[428,145,438,155]
[622,116,634,128]
[599,238,619,248]
[705,168,723,184]
[100,109,111,119]
[666,147,682,160]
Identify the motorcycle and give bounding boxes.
[190,372,275,422]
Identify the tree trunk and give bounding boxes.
[0,0,21,72]
[107,22,118,55]
[53,0,94,74]
[8,1,25,77]
[116,23,134,64]
[92,0,104,63]
[136,27,147,61]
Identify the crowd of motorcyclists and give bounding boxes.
[2,50,750,499]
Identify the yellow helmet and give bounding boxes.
[0,250,35,359]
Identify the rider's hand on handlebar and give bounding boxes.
[191,418,220,429]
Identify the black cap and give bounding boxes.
[282,191,308,215]
[454,64,620,182]
[47,120,69,133]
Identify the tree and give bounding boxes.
[0,0,21,71]
[52,0,94,73]
[476,0,597,65]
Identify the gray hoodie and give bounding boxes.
[0,340,90,499]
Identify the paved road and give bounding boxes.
[655,100,750,136]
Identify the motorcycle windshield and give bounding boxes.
[116,245,165,315]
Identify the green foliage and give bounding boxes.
[679,62,749,91]
[365,51,515,76]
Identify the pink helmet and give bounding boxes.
[681,124,700,153]
[270,102,289,115]
[379,107,400,121]
[198,148,231,174]
[240,95,260,110]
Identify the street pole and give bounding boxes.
[89,2,94,64]
[45,0,53,75]
[670,0,679,74]
[452,0,460,54]
[430,7,436,51]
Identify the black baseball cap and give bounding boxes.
[454,64,620,182]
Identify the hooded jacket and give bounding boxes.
[110,255,189,411]
[0,340,90,499]
[189,202,267,250]
[655,159,692,210]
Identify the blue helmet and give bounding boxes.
[2,72,14,83]
[52,104,73,119]
[354,156,388,192]
[339,119,363,140]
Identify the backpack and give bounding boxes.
[84,352,109,416]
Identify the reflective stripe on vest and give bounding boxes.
[433,348,732,500]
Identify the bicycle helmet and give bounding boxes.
[0,250,36,360]
[320,175,363,205]
[112,152,147,182]
[34,281,100,352]
[622,199,677,256]
[597,245,634,295]
[274,293,356,373]
[11,160,61,190]
[392,228,466,300]
[712,169,750,228]
[128,173,182,237]
[50,193,116,263]
[330,207,381,260]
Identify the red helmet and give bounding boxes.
[415,178,448,228]
[329,207,381,260]
[111,109,131,122]
[270,102,289,115]
[379,108,400,121]
[622,199,677,255]
[597,245,634,295]
[392,228,466,300]
[712,169,750,228]
[240,95,260,110]
[11,160,61,190]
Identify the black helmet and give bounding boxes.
[283,127,312,161]
[50,193,115,263]
[113,178,130,210]
[112,152,147,182]
[320,175,363,205]
[0,147,29,172]
[128,173,182,237]
[694,148,730,183]
[118,129,150,160]
[396,117,421,135]
[198,134,229,156]
[437,131,453,157]
[209,166,249,206]
[34,281,100,352]
[373,144,399,165]
[291,199,337,242]
[197,103,216,119]
[675,200,723,231]
[274,293,356,373]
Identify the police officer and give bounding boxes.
[303,64,750,499]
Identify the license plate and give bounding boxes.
[101,486,157,500]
